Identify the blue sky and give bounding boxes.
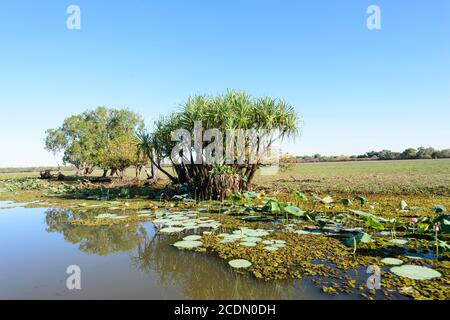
[0,0,449,167]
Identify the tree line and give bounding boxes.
[294,147,450,163]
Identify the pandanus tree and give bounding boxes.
[138,91,299,200]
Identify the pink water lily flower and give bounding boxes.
[411,218,418,223]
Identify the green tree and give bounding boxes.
[417,147,436,159]
[99,135,139,178]
[400,148,417,159]
[45,107,144,176]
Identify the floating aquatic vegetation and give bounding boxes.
[137,213,152,217]
[391,265,442,280]
[349,209,387,222]
[173,240,203,249]
[242,237,262,243]
[283,205,305,217]
[432,204,447,214]
[381,258,403,266]
[183,235,202,241]
[220,239,236,244]
[228,259,252,269]
[95,213,118,219]
[159,227,184,233]
[240,242,257,247]
[263,246,279,252]
[110,215,128,219]
[390,239,408,245]
[292,230,313,235]
[404,254,425,260]
[243,229,270,237]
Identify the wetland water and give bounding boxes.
[0,203,334,299]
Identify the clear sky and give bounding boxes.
[0,0,449,167]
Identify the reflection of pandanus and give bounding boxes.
[44,208,148,255]
[131,233,297,299]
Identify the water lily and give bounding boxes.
[411,218,418,233]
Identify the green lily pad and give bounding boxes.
[242,237,262,243]
[381,258,403,266]
[228,259,252,269]
[283,205,305,217]
[111,215,128,219]
[220,239,236,244]
[390,239,408,245]
[95,213,117,219]
[173,240,203,249]
[240,242,257,247]
[391,265,442,280]
[182,235,202,241]
[405,254,424,260]
[293,230,312,235]
[183,226,199,230]
[263,246,279,252]
[159,227,184,233]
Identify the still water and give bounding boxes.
[0,203,338,300]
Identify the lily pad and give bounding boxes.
[95,213,117,219]
[159,227,184,233]
[381,258,403,266]
[390,239,408,245]
[220,239,236,244]
[111,215,128,219]
[293,230,312,235]
[263,246,279,252]
[391,265,442,280]
[228,259,252,269]
[173,240,203,249]
[242,237,262,243]
[240,242,257,247]
[137,210,152,214]
[182,235,202,241]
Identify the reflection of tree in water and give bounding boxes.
[45,208,303,299]
[45,208,146,255]
[132,234,301,300]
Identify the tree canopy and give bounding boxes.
[138,90,300,199]
[45,107,145,175]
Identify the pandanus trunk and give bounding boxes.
[189,172,241,201]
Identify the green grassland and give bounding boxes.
[257,159,450,196]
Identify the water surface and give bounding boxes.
[0,205,334,299]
